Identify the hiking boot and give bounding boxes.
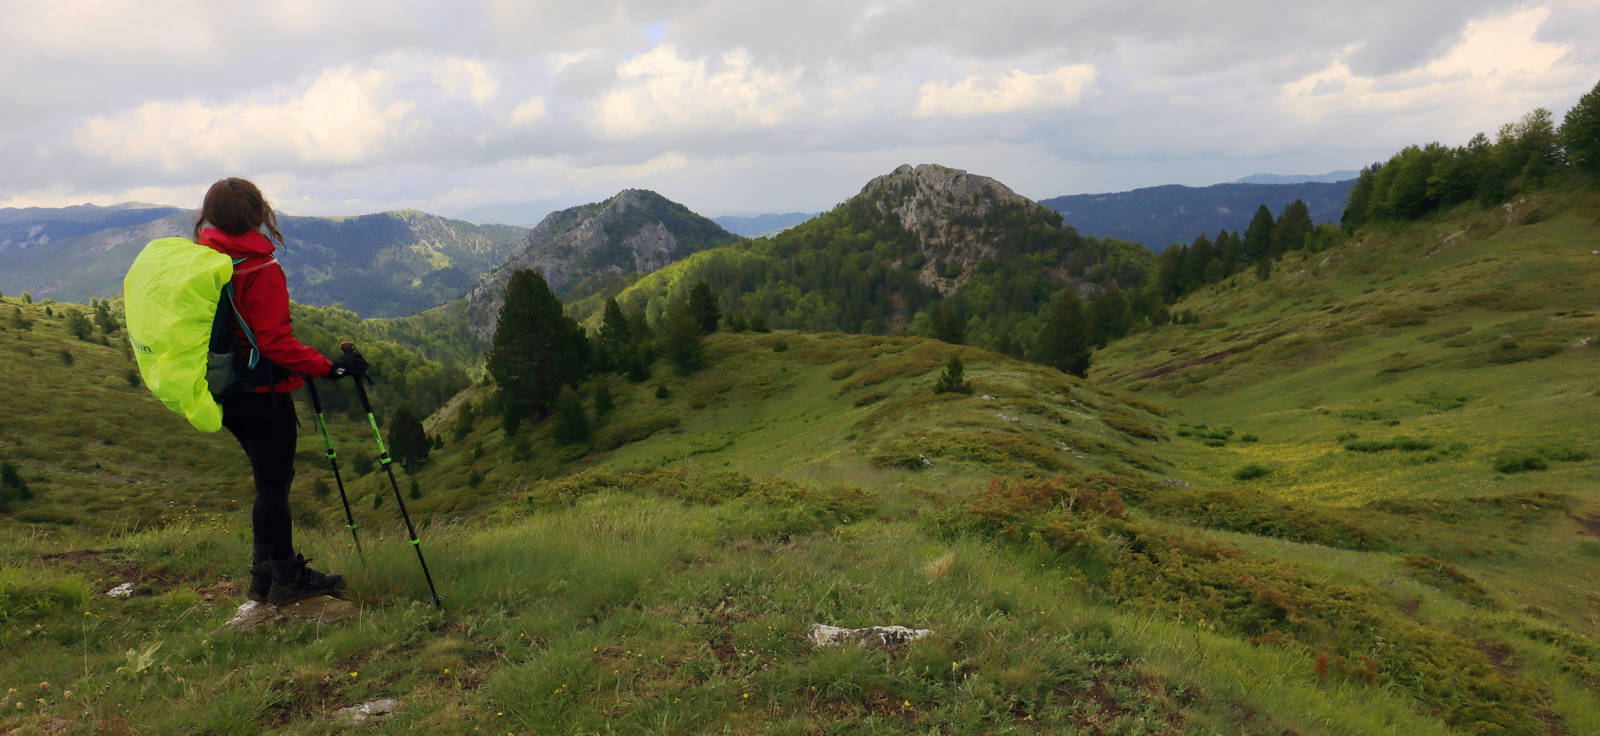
[247,560,273,603]
[267,554,344,606]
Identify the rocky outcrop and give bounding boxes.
[852,164,1050,293]
[464,189,738,341]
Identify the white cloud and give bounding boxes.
[592,46,806,140]
[1280,8,1585,139]
[511,97,549,126]
[913,65,1097,118]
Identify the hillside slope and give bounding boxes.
[589,164,1155,353]
[5,319,1598,733]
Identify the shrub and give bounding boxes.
[654,385,670,399]
[312,478,331,499]
[1493,453,1548,474]
[59,349,73,365]
[350,453,374,476]
[1233,463,1270,481]
[1537,444,1591,462]
[467,469,484,489]
[552,385,591,445]
[933,356,971,395]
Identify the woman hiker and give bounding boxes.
[195,177,367,605]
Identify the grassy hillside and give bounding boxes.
[4,301,1598,734]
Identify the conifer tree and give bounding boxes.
[1242,204,1275,262]
[553,385,591,444]
[1032,290,1091,377]
[93,300,118,334]
[931,300,965,344]
[1563,78,1600,179]
[661,298,705,375]
[600,298,632,367]
[593,382,614,417]
[934,356,972,394]
[64,309,92,340]
[1271,200,1313,256]
[388,406,430,470]
[688,281,720,334]
[487,269,588,423]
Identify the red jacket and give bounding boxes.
[199,228,333,392]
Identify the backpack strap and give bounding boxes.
[223,257,265,370]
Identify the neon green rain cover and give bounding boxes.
[123,237,233,432]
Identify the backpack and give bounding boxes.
[124,237,288,432]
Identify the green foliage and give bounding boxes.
[63,308,92,340]
[0,461,33,510]
[387,405,430,471]
[654,384,670,399]
[1492,453,1548,474]
[931,300,964,344]
[1233,463,1270,480]
[553,385,591,445]
[0,568,86,623]
[58,348,73,365]
[932,356,971,395]
[488,269,590,423]
[1030,289,1091,377]
[409,477,422,500]
[687,280,720,333]
[349,452,375,476]
[21,292,31,304]
[1563,77,1600,179]
[660,297,705,375]
[451,402,475,441]
[312,477,331,499]
[592,381,614,417]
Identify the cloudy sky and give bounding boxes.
[3,0,1597,224]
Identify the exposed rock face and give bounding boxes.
[464,189,738,341]
[853,164,1049,293]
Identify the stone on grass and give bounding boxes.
[224,596,357,631]
[106,583,136,598]
[333,698,399,724]
[808,624,933,648]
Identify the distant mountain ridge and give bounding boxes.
[0,203,184,253]
[1233,170,1359,184]
[0,207,528,318]
[463,189,742,341]
[712,212,820,237]
[1039,179,1355,250]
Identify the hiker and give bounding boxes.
[194,177,366,605]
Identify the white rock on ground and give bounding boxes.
[224,596,358,631]
[333,698,399,724]
[105,583,136,598]
[808,624,933,648]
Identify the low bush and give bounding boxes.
[1493,453,1548,474]
[1233,463,1270,481]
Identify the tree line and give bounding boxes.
[1343,77,1600,228]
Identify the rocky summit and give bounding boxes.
[464,188,738,340]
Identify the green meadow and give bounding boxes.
[1,187,1598,734]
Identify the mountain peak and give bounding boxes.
[849,164,1057,292]
[463,190,739,341]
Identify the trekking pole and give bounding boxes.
[340,342,445,608]
[304,376,364,561]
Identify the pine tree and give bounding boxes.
[451,403,475,441]
[552,385,591,444]
[64,309,92,340]
[600,298,632,368]
[687,281,720,334]
[92,300,118,334]
[931,300,964,344]
[1563,78,1600,180]
[1242,204,1275,262]
[388,406,430,471]
[661,298,705,375]
[1271,200,1313,256]
[934,356,972,394]
[487,269,588,423]
[1032,290,1091,377]
[593,382,615,417]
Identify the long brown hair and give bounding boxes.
[193,177,284,245]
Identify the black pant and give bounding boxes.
[222,392,298,564]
